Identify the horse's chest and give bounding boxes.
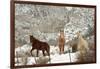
[59,37,65,42]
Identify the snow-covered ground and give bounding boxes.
[15,44,78,66]
[50,53,77,63]
[15,53,77,66]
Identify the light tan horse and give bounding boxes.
[58,30,65,54]
[76,32,89,55]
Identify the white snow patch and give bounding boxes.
[15,52,77,65]
[50,53,77,63]
[27,57,36,65]
[15,44,32,57]
[15,45,78,66]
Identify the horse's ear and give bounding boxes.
[29,35,33,38]
[76,32,79,34]
[60,29,64,32]
[76,31,80,36]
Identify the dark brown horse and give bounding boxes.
[30,35,50,57]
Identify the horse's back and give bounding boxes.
[34,41,49,50]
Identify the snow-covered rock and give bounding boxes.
[15,44,32,57]
[27,57,36,65]
[50,53,77,63]
[15,52,78,65]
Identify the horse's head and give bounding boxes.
[76,31,83,39]
[76,31,81,37]
[30,35,37,43]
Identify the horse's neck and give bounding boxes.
[59,34,65,42]
[78,34,84,42]
[32,38,37,44]
[60,33,64,38]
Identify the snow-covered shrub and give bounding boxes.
[15,44,32,57]
[66,38,78,53]
[15,56,28,66]
[76,50,95,62]
[35,56,50,64]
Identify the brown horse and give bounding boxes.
[58,30,65,54]
[30,35,50,57]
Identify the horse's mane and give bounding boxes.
[32,36,41,43]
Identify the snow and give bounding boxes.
[15,44,32,57]
[15,45,78,65]
[15,52,77,65]
[50,45,72,55]
[15,44,31,52]
[50,53,77,63]
[27,57,36,65]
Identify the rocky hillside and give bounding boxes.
[15,3,94,48]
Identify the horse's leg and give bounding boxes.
[46,49,51,62]
[61,44,64,54]
[30,48,34,56]
[60,44,64,54]
[60,44,63,54]
[45,49,50,56]
[37,50,39,57]
[42,50,45,56]
[59,45,61,54]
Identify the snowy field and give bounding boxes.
[15,44,78,66]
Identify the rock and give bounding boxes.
[15,44,32,57]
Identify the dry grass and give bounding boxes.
[76,50,95,63]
